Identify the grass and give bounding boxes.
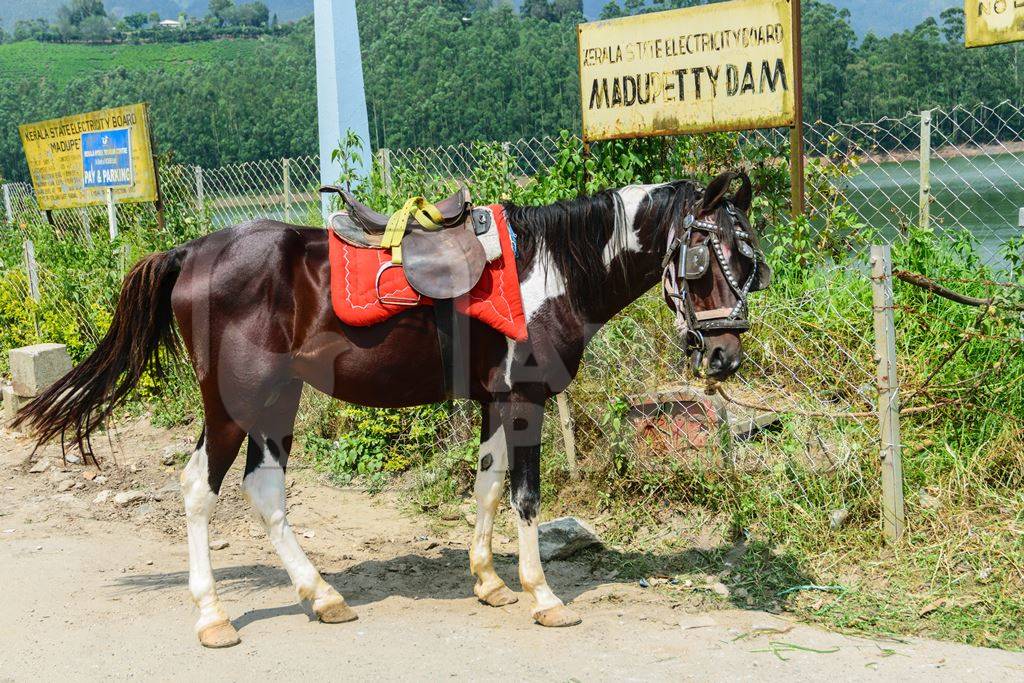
[1,39,267,85]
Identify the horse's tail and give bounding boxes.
[12,248,186,451]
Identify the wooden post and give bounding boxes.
[919,109,932,232]
[871,244,905,543]
[283,158,292,223]
[789,0,805,219]
[378,148,393,195]
[555,392,578,481]
[106,187,118,240]
[195,165,205,212]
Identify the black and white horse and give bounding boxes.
[15,171,768,647]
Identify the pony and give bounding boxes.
[14,171,769,647]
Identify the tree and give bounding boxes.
[209,0,234,25]
[521,0,552,21]
[122,12,149,30]
[56,0,107,26]
[78,14,112,41]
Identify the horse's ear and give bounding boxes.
[733,171,753,213]
[700,171,734,215]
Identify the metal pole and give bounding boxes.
[195,165,205,212]
[789,0,805,219]
[23,238,40,336]
[555,392,578,481]
[314,0,372,219]
[379,148,392,195]
[3,184,12,224]
[919,109,932,232]
[283,158,292,223]
[79,207,92,246]
[871,244,905,543]
[23,239,39,303]
[106,187,118,240]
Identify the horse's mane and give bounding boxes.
[502,180,704,311]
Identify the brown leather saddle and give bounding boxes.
[320,186,501,400]
[321,185,491,301]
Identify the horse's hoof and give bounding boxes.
[198,620,241,648]
[316,599,359,624]
[533,605,582,628]
[477,584,519,607]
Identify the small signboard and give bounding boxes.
[965,1,1024,48]
[82,128,133,188]
[577,0,797,141]
[18,103,157,211]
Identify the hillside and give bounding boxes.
[0,38,268,84]
[0,0,313,27]
[4,0,963,37]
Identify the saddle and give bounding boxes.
[320,185,491,300]
[320,186,504,399]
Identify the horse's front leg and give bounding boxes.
[505,398,581,627]
[469,403,518,607]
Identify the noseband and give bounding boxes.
[661,205,766,356]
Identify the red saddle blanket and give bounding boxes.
[328,205,528,341]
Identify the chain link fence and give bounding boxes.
[2,102,1022,528]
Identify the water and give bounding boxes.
[847,152,1024,265]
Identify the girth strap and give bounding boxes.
[433,297,470,399]
[381,196,445,264]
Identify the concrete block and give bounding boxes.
[10,343,72,397]
[2,383,32,422]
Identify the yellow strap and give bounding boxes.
[380,196,444,264]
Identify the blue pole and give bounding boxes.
[314,0,372,218]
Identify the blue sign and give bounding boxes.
[81,128,133,188]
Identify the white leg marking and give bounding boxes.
[242,448,339,609]
[181,442,229,632]
[516,513,564,614]
[519,237,567,323]
[470,426,510,600]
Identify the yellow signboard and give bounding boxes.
[19,103,158,211]
[965,1,1024,48]
[578,0,797,141]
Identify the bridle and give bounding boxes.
[661,203,769,359]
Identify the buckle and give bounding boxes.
[375,262,421,307]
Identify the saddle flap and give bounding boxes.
[402,228,487,299]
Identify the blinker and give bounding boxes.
[684,244,710,280]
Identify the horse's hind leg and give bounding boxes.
[241,382,357,624]
[181,410,245,648]
[470,403,518,607]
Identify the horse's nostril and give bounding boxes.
[708,347,727,372]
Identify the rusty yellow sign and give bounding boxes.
[965,1,1024,48]
[578,0,797,141]
[19,103,158,211]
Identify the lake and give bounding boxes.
[847,152,1023,265]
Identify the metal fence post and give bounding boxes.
[919,109,932,232]
[378,148,392,194]
[283,158,292,223]
[871,244,905,543]
[195,165,205,212]
[23,239,39,303]
[3,184,12,224]
[106,187,118,240]
[555,392,578,480]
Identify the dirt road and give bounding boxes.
[1,420,1021,681]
